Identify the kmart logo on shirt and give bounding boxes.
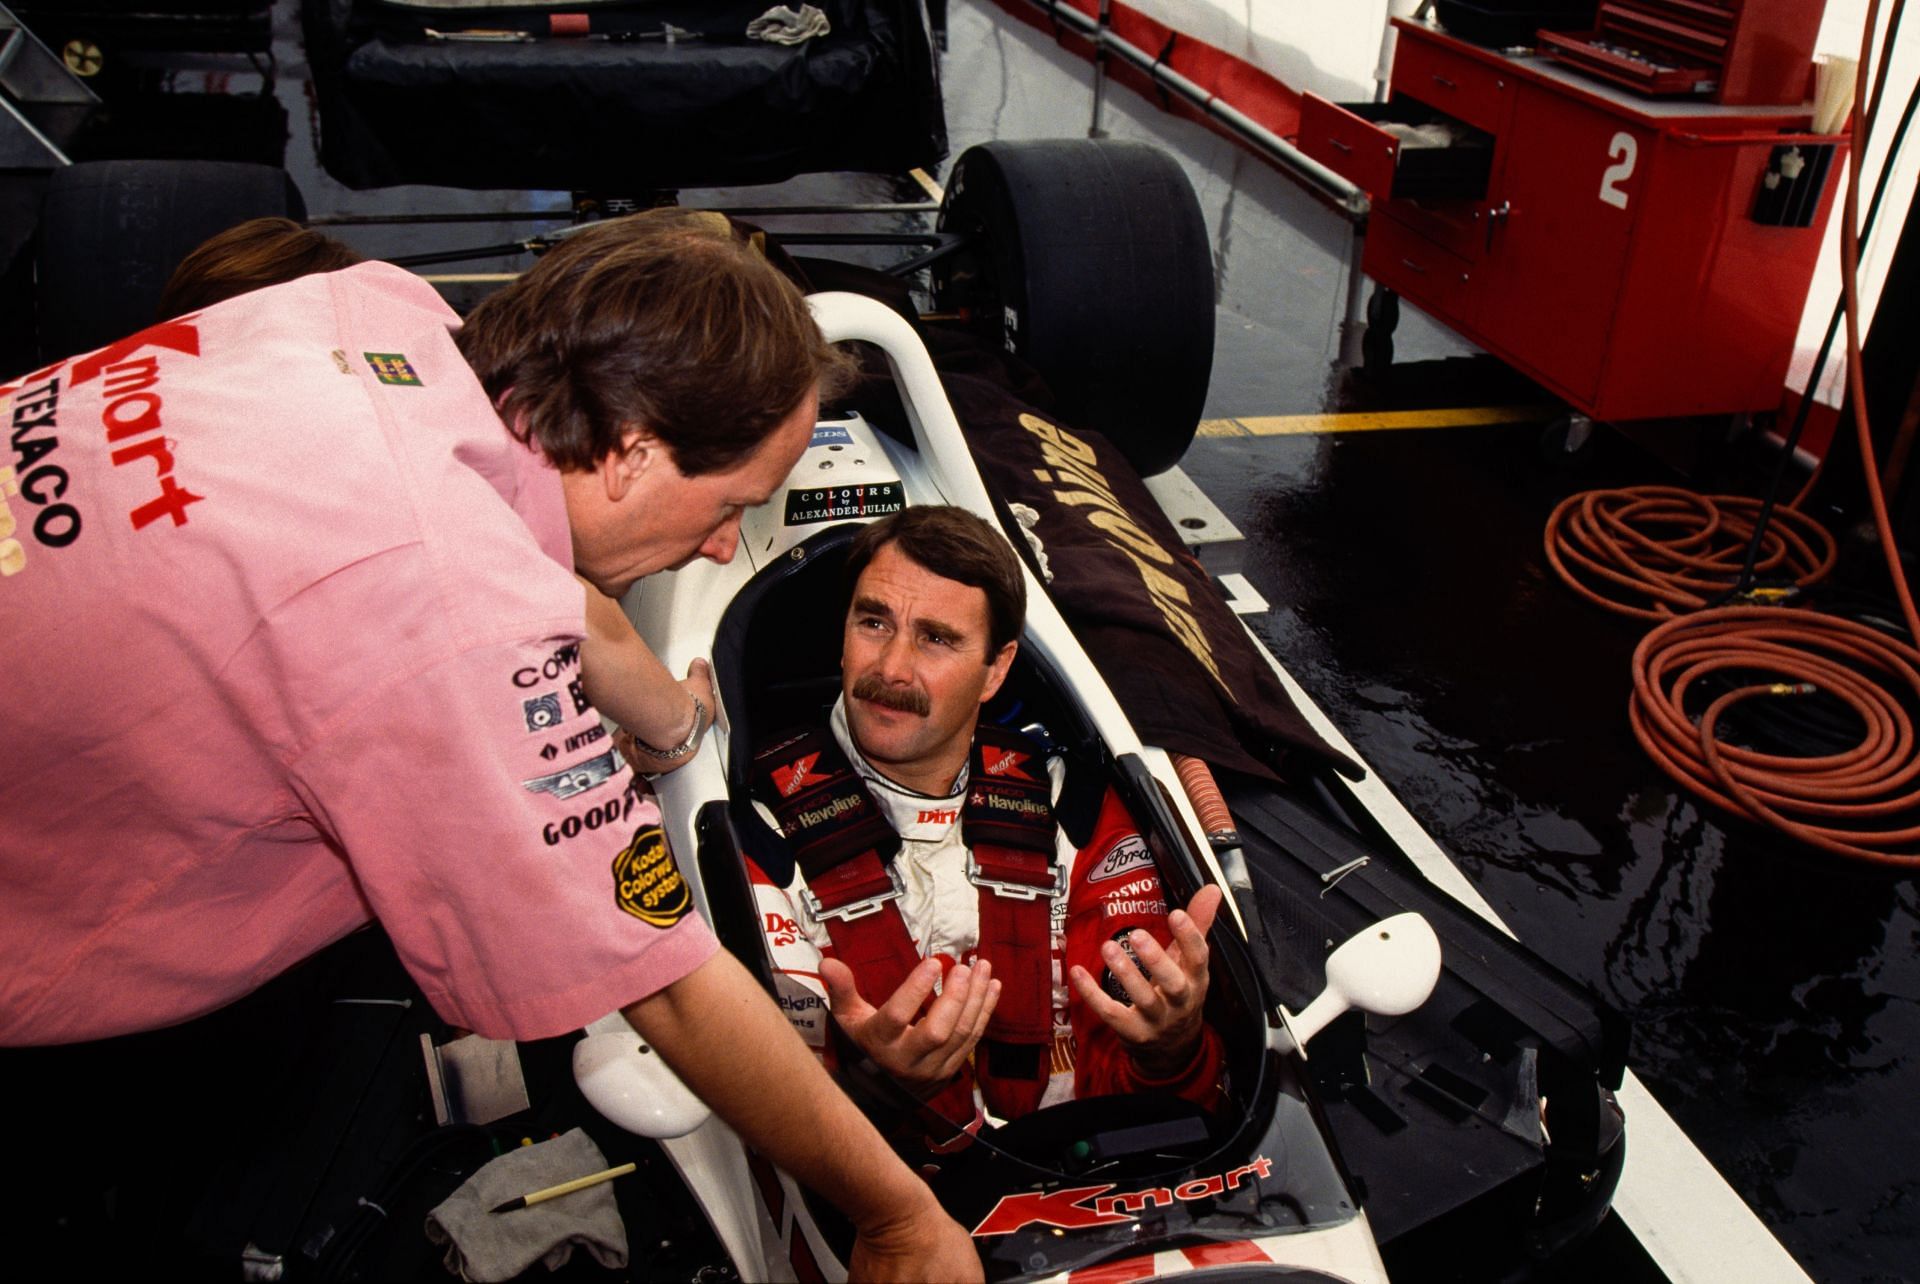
[364,352,422,386]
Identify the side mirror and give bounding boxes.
[1276,913,1442,1056]
[573,1011,712,1138]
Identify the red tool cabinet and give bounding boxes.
[1301,19,1846,423]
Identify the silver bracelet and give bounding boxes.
[633,697,708,761]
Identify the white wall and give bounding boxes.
[1124,0,1424,103]
[1794,1,1917,408]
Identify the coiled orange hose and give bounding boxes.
[1543,486,1835,619]
[1548,0,1920,868]
[1629,607,1920,867]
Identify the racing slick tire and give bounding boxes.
[932,139,1214,477]
[37,159,306,361]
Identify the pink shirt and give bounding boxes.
[0,262,716,1045]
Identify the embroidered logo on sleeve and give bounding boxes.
[613,825,691,927]
[364,352,422,386]
[1086,834,1153,884]
[522,748,620,800]
[522,692,564,731]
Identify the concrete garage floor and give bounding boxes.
[4,0,1914,1280]
[934,12,1920,1282]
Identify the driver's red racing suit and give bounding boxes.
[749,699,1225,1129]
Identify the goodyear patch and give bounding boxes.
[613,825,690,927]
[364,352,422,386]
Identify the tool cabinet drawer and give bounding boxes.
[1363,214,1475,319]
[1391,32,1514,134]
[1299,94,1494,201]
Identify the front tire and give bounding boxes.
[37,159,306,359]
[932,139,1215,477]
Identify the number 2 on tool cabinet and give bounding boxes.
[1598,132,1636,210]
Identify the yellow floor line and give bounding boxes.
[1198,405,1554,437]
[908,167,946,202]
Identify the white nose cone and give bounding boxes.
[573,1014,711,1139]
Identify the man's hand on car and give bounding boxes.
[1068,884,1222,1078]
[613,657,716,778]
[821,956,1001,1095]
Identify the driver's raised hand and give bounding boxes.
[1068,884,1223,1078]
[820,956,1000,1095]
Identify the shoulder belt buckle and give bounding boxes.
[965,853,1066,902]
[801,863,905,923]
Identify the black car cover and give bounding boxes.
[301,0,946,190]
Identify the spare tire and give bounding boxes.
[37,159,305,360]
[931,139,1214,476]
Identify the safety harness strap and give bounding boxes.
[753,722,1060,1130]
[964,726,1058,1118]
[753,729,923,1008]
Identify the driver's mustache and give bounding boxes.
[851,673,931,716]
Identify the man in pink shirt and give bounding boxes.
[0,211,975,1278]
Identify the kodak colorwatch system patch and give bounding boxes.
[613,825,691,927]
[364,352,422,386]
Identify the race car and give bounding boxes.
[3,129,1624,1281]
[576,282,1626,1282]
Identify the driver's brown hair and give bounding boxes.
[456,209,854,476]
[844,507,1027,654]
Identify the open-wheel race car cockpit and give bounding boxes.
[705,514,1369,1278]
[571,290,1617,1283]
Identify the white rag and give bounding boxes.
[747,4,832,44]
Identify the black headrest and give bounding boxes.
[714,523,866,795]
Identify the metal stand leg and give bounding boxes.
[1564,413,1594,452]
[1336,222,1369,369]
[1089,0,1112,139]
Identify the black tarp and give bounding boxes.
[302,0,945,190]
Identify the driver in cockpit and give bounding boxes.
[748,506,1225,1143]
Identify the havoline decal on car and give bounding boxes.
[783,482,904,526]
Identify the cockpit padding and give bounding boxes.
[709,519,1272,1115]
